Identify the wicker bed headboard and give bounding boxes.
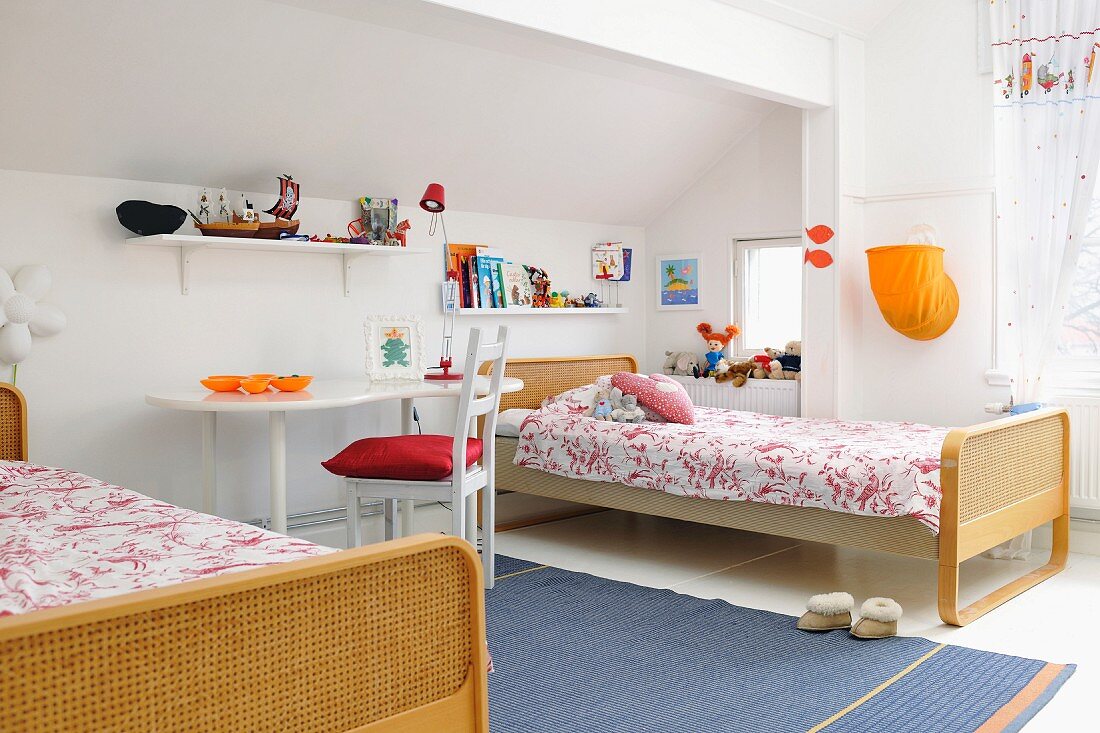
[479,354,638,411]
[0,382,27,461]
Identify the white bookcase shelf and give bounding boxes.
[455,307,627,316]
[126,234,430,296]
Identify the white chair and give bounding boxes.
[344,327,508,588]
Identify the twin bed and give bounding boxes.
[482,354,1070,627]
[0,384,490,733]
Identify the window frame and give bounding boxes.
[729,235,804,359]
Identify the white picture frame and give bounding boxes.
[656,253,702,311]
[364,314,426,381]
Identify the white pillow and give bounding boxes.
[496,408,534,438]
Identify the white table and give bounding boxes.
[146,377,523,534]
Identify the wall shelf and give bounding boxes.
[454,307,627,316]
[126,234,431,296]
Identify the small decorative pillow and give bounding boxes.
[541,375,615,413]
[610,372,694,425]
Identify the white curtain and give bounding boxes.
[990,0,1100,558]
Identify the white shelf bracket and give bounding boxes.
[343,253,353,297]
[180,245,202,295]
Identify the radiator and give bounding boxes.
[1043,395,1100,510]
[668,375,800,416]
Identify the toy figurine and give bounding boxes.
[583,292,602,308]
[549,291,565,307]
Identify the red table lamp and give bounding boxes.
[421,183,463,381]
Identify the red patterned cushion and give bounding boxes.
[610,372,695,425]
[322,435,483,481]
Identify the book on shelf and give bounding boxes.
[500,262,533,308]
[475,248,505,308]
[446,243,484,308]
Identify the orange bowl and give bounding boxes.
[249,373,277,381]
[209,374,247,380]
[201,377,242,392]
[271,375,313,392]
[240,378,272,394]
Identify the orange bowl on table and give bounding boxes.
[209,374,247,381]
[270,375,313,392]
[201,377,243,392]
[249,373,277,381]
[240,378,272,394]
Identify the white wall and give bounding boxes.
[856,0,1002,426]
[643,106,802,373]
[0,168,643,521]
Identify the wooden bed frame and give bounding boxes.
[0,382,489,733]
[480,355,1070,627]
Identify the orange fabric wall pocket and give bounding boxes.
[866,244,959,341]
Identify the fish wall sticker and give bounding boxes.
[804,224,835,268]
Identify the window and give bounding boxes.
[733,238,802,356]
[1057,195,1100,361]
[1053,180,1100,386]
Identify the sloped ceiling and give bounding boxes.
[0,0,782,226]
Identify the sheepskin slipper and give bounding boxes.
[796,592,854,631]
[850,597,903,639]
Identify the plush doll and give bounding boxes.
[714,360,754,388]
[611,393,646,423]
[778,340,801,381]
[585,388,614,420]
[662,350,700,377]
[696,322,740,377]
[752,352,783,380]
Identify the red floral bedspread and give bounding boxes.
[0,461,330,616]
[514,401,950,532]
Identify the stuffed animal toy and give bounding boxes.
[714,360,754,387]
[585,388,614,420]
[611,393,646,423]
[696,322,740,377]
[662,350,700,377]
[778,340,801,381]
[752,352,783,380]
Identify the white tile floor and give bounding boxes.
[326,497,1099,731]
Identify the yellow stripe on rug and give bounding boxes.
[807,643,947,733]
[495,564,550,581]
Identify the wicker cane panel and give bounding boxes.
[0,382,27,461]
[496,438,940,560]
[1,545,473,733]
[956,413,1065,524]
[481,354,638,411]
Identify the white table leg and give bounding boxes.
[201,412,217,515]
[269,411,288,534]
[399,398,416,537]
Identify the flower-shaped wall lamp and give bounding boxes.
[0,265,66,366]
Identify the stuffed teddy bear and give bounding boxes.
[752,352,783,380]
[585,388,614,420]
[611,393,646,423]
[778,340,801,381]
[714,360,755,387]
[662,350,700,377]
[696,322,740,377]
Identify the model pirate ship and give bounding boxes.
[192,175,300,238]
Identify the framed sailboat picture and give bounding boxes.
[656,254,702,310]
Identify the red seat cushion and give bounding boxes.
[322,434,483,481]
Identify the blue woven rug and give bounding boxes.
[485,556,1073,733]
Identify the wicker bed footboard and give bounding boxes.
[0,535,489,733]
